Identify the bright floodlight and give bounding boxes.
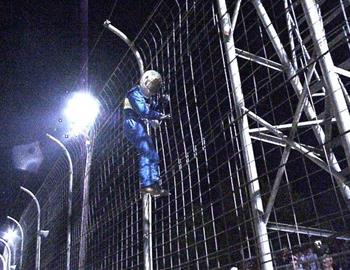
[4,228,17,244]
[64,91,100,136]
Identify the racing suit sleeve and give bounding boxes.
[127,87,162,120]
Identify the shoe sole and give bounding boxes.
[153,191,171,198]
[140,188,170,197]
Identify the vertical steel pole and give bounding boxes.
[46,134,73,270]
[78,3,91,265]
[216,0,273,268]
[12,244,16,269]
[143,194,153,270]
[104,21,153,270]
[20,186,41,270]
[144,103,153,270]
[0,238,11,270]
[78,3,92,265]
[301,0,350,169]
[0,254,5,270]
[7,216,24,270]
[78,136,93,269]
[80,0,88,92]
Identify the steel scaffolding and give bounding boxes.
[18,0,350,269]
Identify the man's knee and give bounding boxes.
[147,150,159,163]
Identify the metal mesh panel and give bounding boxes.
[87,1,251,269]
[18,0,350,269]
[19,141,86,269]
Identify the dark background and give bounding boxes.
[0,0,155,228]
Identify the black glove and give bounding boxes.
[159,94,170,104]
[160,114,171,121]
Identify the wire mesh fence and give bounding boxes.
[19,140,86,270]
[18,0,350,269]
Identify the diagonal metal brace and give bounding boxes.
[263,62,316,223]
[243,108,349,187]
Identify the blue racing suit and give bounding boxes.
[123,85,163,187]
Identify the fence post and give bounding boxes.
[78,137,94,269]
[20,186,41,270]
[7,216,24,270]
[104,21,152,270]
[46,134,73,270]
[301,0,350,169]
[216,0,273,268]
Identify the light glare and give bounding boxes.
[4,229,17,244]
[64,92,100,136]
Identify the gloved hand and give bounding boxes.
[159,94,170,104]
[160,114,171,121]
[150,120,160,129]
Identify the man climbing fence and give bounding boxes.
[123,70,170,197]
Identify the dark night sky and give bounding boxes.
[0,0,155,229]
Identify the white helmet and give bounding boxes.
[140,70,162,97]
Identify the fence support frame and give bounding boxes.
[46,134,73,270]
[301,0,350,169]
[20,186,41,270]
[104,21,153,270]
[216,0,273,268]
[7,216,24,270]
[78,136,94,269]
[0,238,11,270]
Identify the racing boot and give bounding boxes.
[140,182,170,197]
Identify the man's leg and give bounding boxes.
[124,119,153,186]
[125,118,168,196]
[138,139,160,184]
[139,155,152,187]
[148,148,161,186]
[131,120,159,185]
[136,131,169,196]
[150,162,160,185]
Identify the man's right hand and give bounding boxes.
[150,120,160,129]
[160,114,171,121]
